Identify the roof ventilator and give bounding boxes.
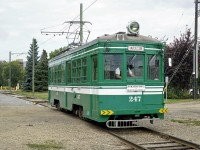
[116,32,125,40]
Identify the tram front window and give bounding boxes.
[127,55,143,78]
[104,54,122,80]
[148,55,160,80]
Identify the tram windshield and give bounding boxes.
[104,54,122,80]
[148,55,160,80]
[103,54,160,81]
[127,54,143,78]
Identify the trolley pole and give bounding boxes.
[80,3,83,45]
[32,39,35,98]
[9,51,11,92]
[193,0,199,100]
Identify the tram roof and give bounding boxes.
[49,33,162,63]
[96,32,160,43]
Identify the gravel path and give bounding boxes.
[142,101,200,145]
[0,93,129,150]
[0,93,200,150]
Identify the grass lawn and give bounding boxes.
[27,140,64,150]
[12,90,48,100]
[164,99,200,104]
[9,90,200,104]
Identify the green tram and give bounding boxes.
[48,21,167,128]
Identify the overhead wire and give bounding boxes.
[59,0,98,33]
[41,23,64,31]
[35,0,98,50]
[38,35,56,46]
[71,0,98,21]
[166,39,194,87]
[165,8,197,87]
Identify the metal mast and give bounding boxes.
[32,38,35,98]
[41,4,91,48]
[193,0,199,99]
[80,3,83,45]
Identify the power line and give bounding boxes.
[38,35,56,46]
[59,0,98,33]
[41,23,63,31]
[10,1,98,60]
[41,1,97,47]
[167,41,194,86]
[71,0,98,22]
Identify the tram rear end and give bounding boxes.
[97,21,166,128]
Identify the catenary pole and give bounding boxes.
[193,0,199,99]
[80,3,83,45]
[8,52,27,92]
[32,39,35,98]
[9,51,11,92]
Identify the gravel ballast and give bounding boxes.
[0,93,200,149]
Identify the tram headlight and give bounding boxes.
[127,21,140,35]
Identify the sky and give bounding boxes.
[0,0,198,61]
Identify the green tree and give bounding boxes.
[2,61,24,87]
[0,61,5,86]
[35,50,48,91]
[49,46,68,59]
[23,38,39,91]
[164,29,194,90]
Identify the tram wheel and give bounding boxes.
[55,102,61,110]
[78,107,83,118]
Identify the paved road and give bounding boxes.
[0,93,124,150]
[0,93,37,106]
[0,93,200,149]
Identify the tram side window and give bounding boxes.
[67,62,71,83]
[104,54,122,80]
[58,65,61,83]
[52,67,54,83]
[48,68,51,83]
[54,67,56,83]
[72,61,77,83]
[92,57,98,80]
[56,66,59,83]
[148,55,160,80]
[61,64,65,83]
[82,58,87,82]
[77,60,81,83]
[50,68,53,83]
[126,55,143,78]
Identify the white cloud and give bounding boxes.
[0,0,198,61]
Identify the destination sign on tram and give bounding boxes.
[127,85,145,92]
[128,46,144,51]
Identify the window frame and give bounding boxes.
[126,54,144,79]
[103,54,123,81]
[147,54,161,81]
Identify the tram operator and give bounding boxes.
[115,65,135,79]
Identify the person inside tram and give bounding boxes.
[127,65,135,77]
[115,65,135,79]
[115,66,121,79]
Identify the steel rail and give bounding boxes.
[105,129,147,150]
[142,127,200,150]
[103,127,200,150]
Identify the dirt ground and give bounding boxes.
[0,93,200,150]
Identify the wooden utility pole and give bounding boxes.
[9,51,11,92]
[32,39,35,98]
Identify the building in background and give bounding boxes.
[16,59,26,68]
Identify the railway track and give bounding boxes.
[104,127,200,150]
[6,93,200,149]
